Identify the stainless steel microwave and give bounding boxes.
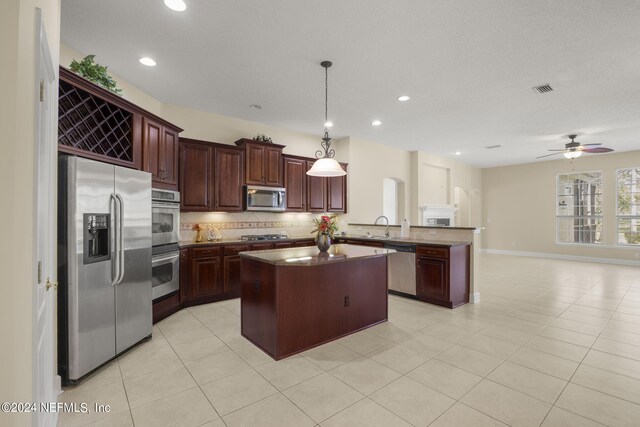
[245,185,286,212]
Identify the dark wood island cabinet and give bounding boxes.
[240,244,395,360]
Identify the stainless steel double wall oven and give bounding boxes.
[151,189,180,301]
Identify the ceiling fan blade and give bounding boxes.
[536,152,563,159]
[580,143,602,147]
[582,147,614,153]
[547,149,566,152]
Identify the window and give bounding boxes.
[556,171,602,244]
[617,168,640,245]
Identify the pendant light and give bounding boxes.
[307,61,347,177]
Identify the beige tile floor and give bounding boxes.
[58,253,640,426]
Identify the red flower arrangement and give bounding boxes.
[311,215,338,239]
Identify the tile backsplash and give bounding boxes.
[180,212,349,241]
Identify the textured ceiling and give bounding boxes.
[60,0,640,167]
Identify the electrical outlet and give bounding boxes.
[344,296,350,307]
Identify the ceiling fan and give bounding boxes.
[537,135,614,159]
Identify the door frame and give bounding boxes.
[33,8,59,427]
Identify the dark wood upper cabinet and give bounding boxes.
[142,117,180,190]
[327,163,347,213]
[283,156,307,211]
[180,139,213,211]
[214,146,244,211]
[283,156,347,213]
[235,139,285,187]
[306,160,327,212]
[58,66,182,175]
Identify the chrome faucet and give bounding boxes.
[374,215,390,237]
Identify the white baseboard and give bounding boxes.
[481,248,640,267]
[469,292,481,304]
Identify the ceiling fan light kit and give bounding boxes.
[537,134,614,160]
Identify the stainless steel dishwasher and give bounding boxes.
[384,242,417,296]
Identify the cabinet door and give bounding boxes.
[264,146,283,186]
[143,117,162,183]
[245,144,265,185]
[215,146,244,211]
[306,160,327,212]
[294,239,315,247]
[179,248,190,303]
[161,127,179,188]
[283,157,306,211]
[223,255,242,294]
[191,256,223,298]
[273,241,294,249]
[180,141,213,211]
[416,256,448,303]
[327,173,346,213]
[250,242,274,251]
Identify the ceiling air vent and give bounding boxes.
[533,84,553,94]
[485,144,502,149]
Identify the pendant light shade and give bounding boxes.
[307,60,346,177]
[306,157,346,177]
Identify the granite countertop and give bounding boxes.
[336,235,470,247]
[239,243,395,266]
[179,235,314,248]
[349,223,479,231]
[179,234,470,248]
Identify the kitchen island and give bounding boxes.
[240,244,395,360]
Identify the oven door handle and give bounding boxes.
[152,252,179,266]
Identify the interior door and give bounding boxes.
[34,10,58,426]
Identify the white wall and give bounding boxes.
[412,152,483,227]
[482,151,640,262]
[1,1,60,425]
[345,137,413,224]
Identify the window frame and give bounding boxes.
[615,167,640,247]
[555,170,603,245]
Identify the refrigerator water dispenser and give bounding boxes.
[83,213,110,264]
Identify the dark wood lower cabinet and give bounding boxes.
[223,255,242,294]
[191,256,224,299]
[415,244,470,308]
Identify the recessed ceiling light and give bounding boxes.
[397,95,410,102]
[249,104,262,110]
[371,120,382,126]
[139,57,156,66]
[455,151,461,155]
[164,0,186,12]
[324,121,333,128]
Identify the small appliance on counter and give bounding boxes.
[58,156,152,384]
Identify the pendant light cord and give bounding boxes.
[325,65,329,126]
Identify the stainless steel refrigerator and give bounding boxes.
[58,156,152,384]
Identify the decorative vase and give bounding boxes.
[195,230,203,243]
[317,233,331,252]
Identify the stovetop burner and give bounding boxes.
[240,234,288,241]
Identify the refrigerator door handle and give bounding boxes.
[116,193,125,284]
[110,193,120,286]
